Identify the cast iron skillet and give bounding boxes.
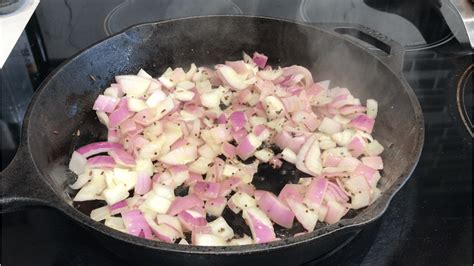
[0,16,424,265]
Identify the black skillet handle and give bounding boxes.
[0,144,58,213]
[316,23,405,73]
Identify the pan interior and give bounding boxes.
[25,16,421,247]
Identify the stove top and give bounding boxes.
[1,1,472,265]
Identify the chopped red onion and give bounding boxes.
[87,155,116,168]
[108,148,135,167]
[252,52,268,69]
[178,210,207,231]
[304,177,328,210]
[229,111,247,131]
[242,207,276,243]
[349,114,375,133]
[191,181,221,200]
[122,210,153,239]
[93,95,119,113]
[167,195,203,216]
[110,200,128,215]
[109,98,133,128]
[76,141,122,158]
[70,52,386,245]
[134,172,152,195]
[257,191,295,228]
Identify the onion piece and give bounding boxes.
[347,135,366,157]
[192,231,226,246]
[349,114,375,134]
[184,172,204,186]
[263,96,285,119]
[252,52,268,68]
[102,185,130,206]
[318,117,343,135]
[228,235,254,245]
[304,140,322,176]
[121,210,153,239]
[109,148,135,167]
[286,196,318,232]
[87,155,116,168]
[225,60,248,74]
[281,147,297,164]
[93,95,119,113]
[340,105,367,116]
[338,157,361,172]
[178,210,207,231]
[361,156,384,170]
[205,197,227,217]
[95,111,110,128]
[351,190,371,209]
[190,181,221,200]
[167,195,203,216]
[76,142,122,158]
[189,156,213,175]
[156,214,183,233]
[229,111,247,131]
[258,67,283,81]
[90,205,111,221]
[160,145,198,165]
[69,171,91,189]
[322,155,342,167]
[242,207,276,243]
[141,191,172,214]
[169,166,190,187]
[146,90,167,107]
[365,139,384,156]
[105,217,126,232]
[254,149,274,162]
[107,129,120,142]
[218,177,242,197]
[215,64,252,90]
[331,129,356,147]
[304,177,328,210]
[228,192,256,214]
[69,151,88,175]
[278,184,305,206]
[353,163,377,181]
[326,181,350,203]
[281,66,313,88]
[237,182,256,196]
[236,133,261,160]
[274,131,306,153]
[104,85,124,98]
[295,134,318,175]
[257,191,294,228]
[109,99,133,128]
[146,216,182,243]
[324,201,348,224]
[366,99,378,119]
[110,200,128,215]
[116,75,151,97]
[127,98,148,112]
[208,216,234,240]
[134,172,152,195]
[222,142,237,159]
[345,175,370,193]
[73,171,106,201]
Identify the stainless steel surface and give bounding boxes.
[442,0,474,48]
